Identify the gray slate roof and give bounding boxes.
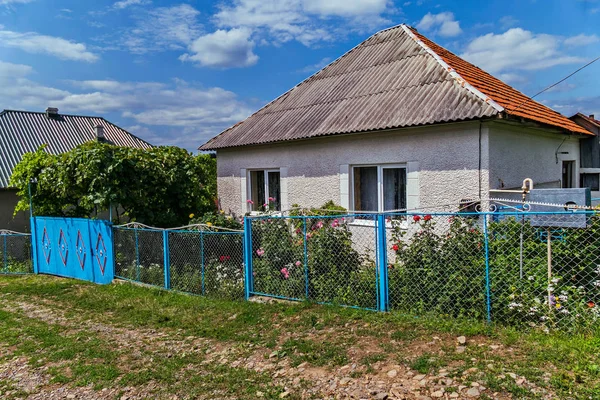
[200,25,499,150]
[0,110,153,188]
[200,24,589,150]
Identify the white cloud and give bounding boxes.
[0,62,254,148]
[0,60,33,77]
[416,12,462,37]
[460,28,584,74]
[0,0,33,4]
[0,29,98,62]
[549,96,600,120]
[113,0,150,9]
[214,0,392,46]
[117,4,202,54]
[302,0,389,17]
[564,33,599,47]
[180,28,258,68]
[499,16,518,29]
[297,57,332,73]
[498,73,527,85]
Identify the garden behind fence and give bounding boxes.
[0,230,33,274]
[3,209,600,332]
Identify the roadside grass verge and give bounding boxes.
[0,275,599,398]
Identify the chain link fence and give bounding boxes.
[249,215,380,309]
[113,225,245,300]
[385,213,487,320]
[0,231,33,274]
[6,207,600,332]
[245,210,600,332]
[487,212,600,332]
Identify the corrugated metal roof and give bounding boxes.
[200,24,590,150]
[0,110,153,188]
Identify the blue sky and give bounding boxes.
[0,0,599,151]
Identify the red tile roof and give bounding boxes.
[408,27,591,136]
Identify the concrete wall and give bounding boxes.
[488,123,581,191]
[216,121,490,215]
[0,189,29,232]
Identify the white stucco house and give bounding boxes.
[199,24,592,216]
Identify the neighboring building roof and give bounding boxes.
[201,24,590,150]
[571,112,600,130]
[0,109,153,188]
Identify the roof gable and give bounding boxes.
[201,24,590,150]
[0,110,153,188]
[407,27,590,136]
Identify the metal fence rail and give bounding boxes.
[244,210,600,332]
[0,230,33,274]
[247,214,380,310]
[113,225,245,300]
[5,208,600,332]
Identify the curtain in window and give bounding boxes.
[383,168,406,211]
[581,173,600,191]
[250,171,265,211]
[354,167,377,211]
[268,171,281,210]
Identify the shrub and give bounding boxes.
[388,213,600,332]
[389,215,486,318]
[189,211,243,230]
[251,202,374,307]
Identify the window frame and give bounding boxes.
[581,173,600,191]
[247,168,281,213]
[351,164,407,213]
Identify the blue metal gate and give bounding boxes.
[31,217,114,284]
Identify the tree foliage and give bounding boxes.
[10,142,216,227]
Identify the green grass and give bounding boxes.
[0,275,599,399]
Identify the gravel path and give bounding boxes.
[0,297,554,399]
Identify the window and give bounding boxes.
[352,165,406,212]
[581,173,600,191]
[248,170,280,211]
[562,161,575,188]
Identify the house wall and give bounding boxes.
[0,189,29,232]
[216,122,490,215]
[487,123,581,191]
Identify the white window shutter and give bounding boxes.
[280,167,289,211]
[339,164,350,210]
[240,168,247,214]
[406,161,419,210]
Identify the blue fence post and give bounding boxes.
[303,216,309,299]
[200,230,205,296]
[134,228,140,281]
[243,217,253,300]
[376,214,389,312]
[483,213,492,323]
[30,217,39,274]
[163,230,171,289]
[3,233,7,272]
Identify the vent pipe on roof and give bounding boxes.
[95,125,105,142]
[45,107,59,119]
